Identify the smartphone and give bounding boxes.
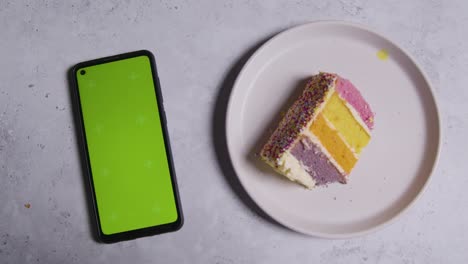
[70,50,183,243]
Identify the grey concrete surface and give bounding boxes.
[0,0,467,263]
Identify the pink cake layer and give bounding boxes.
[335,77,375,129]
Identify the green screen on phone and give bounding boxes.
[76,55,178,235]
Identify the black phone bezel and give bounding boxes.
[69,50,183,243]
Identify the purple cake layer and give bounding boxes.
[290,137,346,185]
[336,76,375,130]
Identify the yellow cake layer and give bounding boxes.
[310,114,357,174]
[322,92,370,154]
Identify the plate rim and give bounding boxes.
[225,20,442,239]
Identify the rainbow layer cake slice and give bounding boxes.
[260,72,374,189]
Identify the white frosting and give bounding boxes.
[277,151,315,189]
[343,100,372,136]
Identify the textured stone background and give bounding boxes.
[0,0,466,263]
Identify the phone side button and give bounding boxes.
[157,77,164,103]
[163,109,168,125]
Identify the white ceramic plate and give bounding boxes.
[226,21,441,238]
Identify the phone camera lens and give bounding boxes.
[80,70,86,75]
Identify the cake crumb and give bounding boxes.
[24,203,31,209]
[377,49,389,60]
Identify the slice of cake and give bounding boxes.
[259,72,374,189]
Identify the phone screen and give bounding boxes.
[75,53,180,237]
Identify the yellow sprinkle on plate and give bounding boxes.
[377,49,389,60]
